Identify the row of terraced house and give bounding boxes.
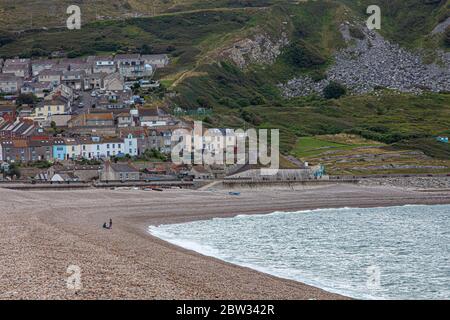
[0,132,170,162]
[0,111,191,163]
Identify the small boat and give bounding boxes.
[229,192,241,196]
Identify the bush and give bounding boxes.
[139,149,168,162]
[283,41,326,69]
[250,95,266,105]
[345,128,429,144]
[240,109,262,126]
[16,93,37,106]
[0,32,15,46]
[139,44,154,54]
[323,82,347,99]
[30,160,52,169]
[197,97,211,109]
[76,159,101,165]
[5,164,20,179]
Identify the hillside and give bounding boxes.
[339,0,450,47]
[0,0,273,31]
[0,0,449,173]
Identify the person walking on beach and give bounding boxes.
[109,218,113,229]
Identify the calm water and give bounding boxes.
[148,205,450,299]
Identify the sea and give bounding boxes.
[148,205,450,299]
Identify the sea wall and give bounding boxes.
[219,179,358,191]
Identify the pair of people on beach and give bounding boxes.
[103,218,113,230]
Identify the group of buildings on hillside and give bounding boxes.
[0,54,168,124]
[0,54,168,95]
[0,52,184,165]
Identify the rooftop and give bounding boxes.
[109,162,140,173]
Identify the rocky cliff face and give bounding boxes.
[221,32,289,69]
[280,23,450,98]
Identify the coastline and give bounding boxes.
[1,183,450,299]
[148,203,450,300]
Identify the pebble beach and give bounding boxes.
[1,183,450,299]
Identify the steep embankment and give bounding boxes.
[280,24,450,97]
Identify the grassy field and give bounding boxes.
[338,0,450,49]
[0,9,255,66]
[292,135,384,158]
[291,134,450,175]
[0,0,275,30]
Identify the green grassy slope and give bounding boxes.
[0,0,277,30]
[0,9,254,61]
[338,0,450,49]
[246,92,450,156]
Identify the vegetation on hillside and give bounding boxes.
[338,0,449,48]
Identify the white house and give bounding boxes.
[32,60,56,77]
[142,54,169,69]
[103,73,124,91]
[0,74,24,93]
[38,70,63,87]
[92,57,117,74]
[99,138,125,158]
[65,138,82,160]
[124,134,138,157]
[63,136,138,160]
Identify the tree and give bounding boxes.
[283,41,326,69]
[132,83,141,94]
[16,93,37,106]
[6,164,21,179]
[139,44,154,54]
[197,97,211,109]
[240,109,262,126]
[323,82,347,99]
